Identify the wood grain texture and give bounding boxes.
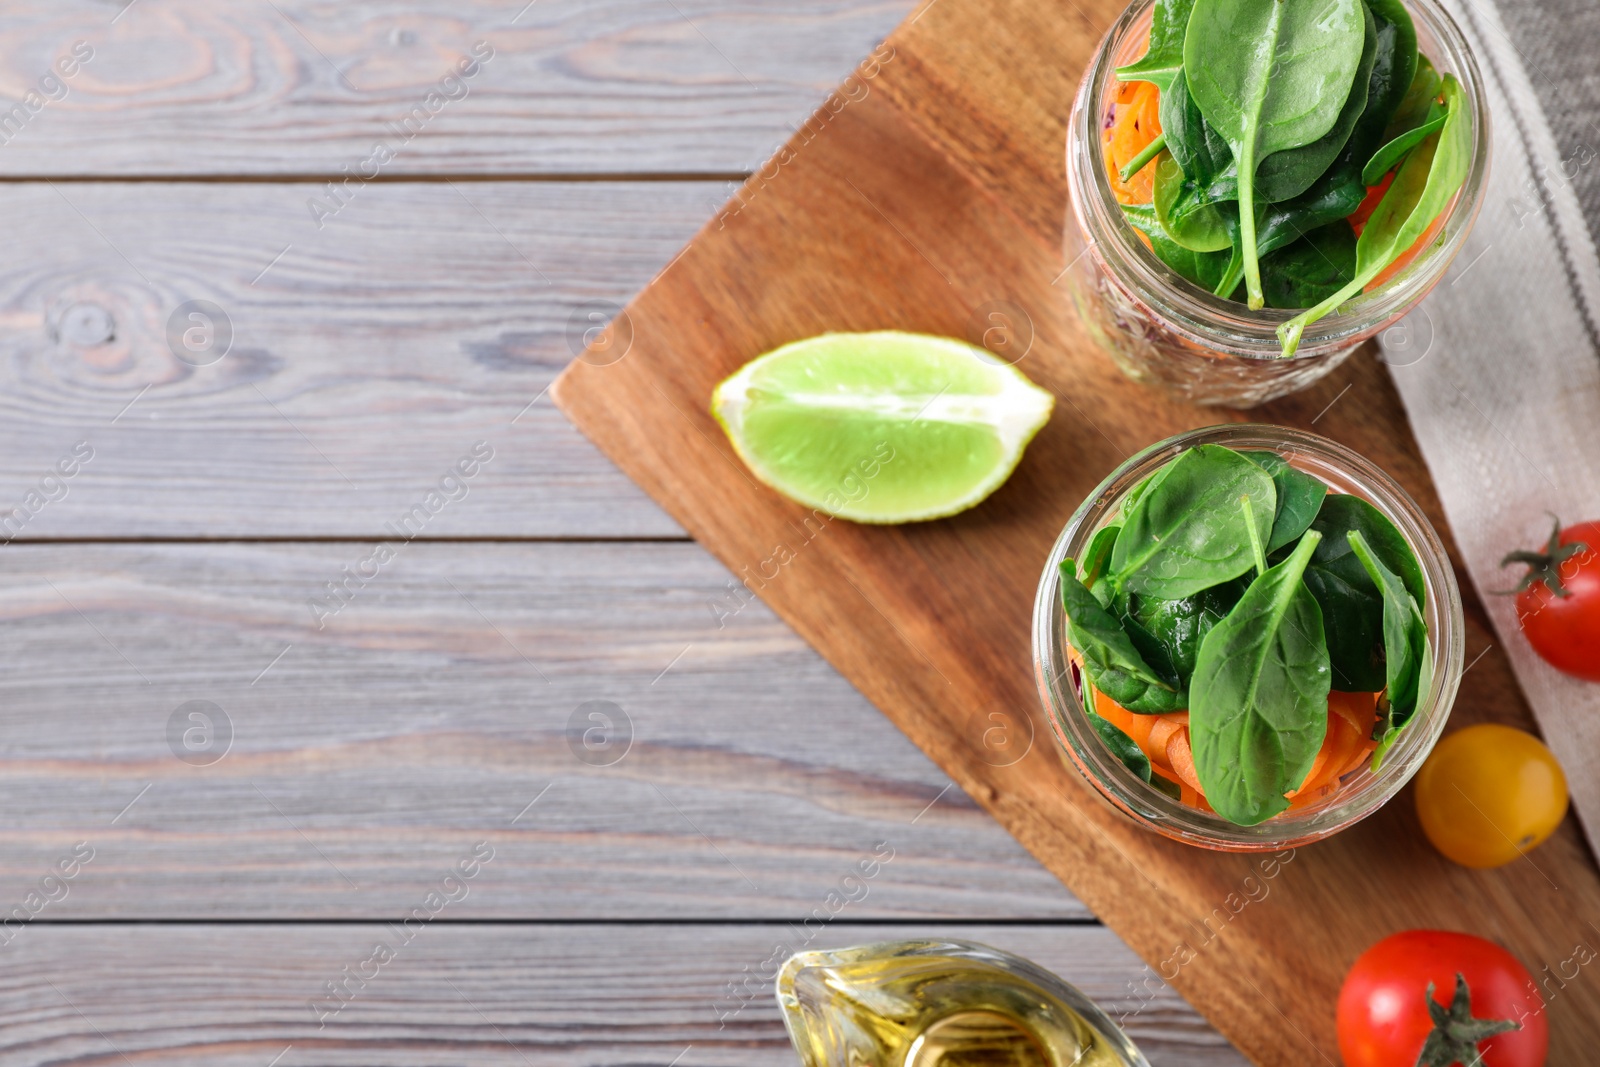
[0,924,1245,1067]
[550,0,1600,1061]
[0,0,910,176]
[0,541,1079,920]
[0,180,704,538]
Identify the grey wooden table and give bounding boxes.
[0,3,1251,1064]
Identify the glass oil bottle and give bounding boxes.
[776,940,1151,1067]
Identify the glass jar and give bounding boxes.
[778,940,1150,1067]
[1032,424,1464,851]
[1061,0,1490,407]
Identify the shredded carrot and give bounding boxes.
[1330,693,1381,780]
[1349,172,1394,234]
[1290,694,1377,798]
[1328,690,1378,736]
[1338,740,1379,779]
[1298,716,1357,796]
[1166,728,1203,793]
[1289,742,1333,800]
[1111,84,1150,163]
[1287,780,1339,810]
[1138,83,1162,140]
[1147,714,1187,771]
[1094,691,1156,749]
[1102,73,1162,204]
[1153,763,1204,808]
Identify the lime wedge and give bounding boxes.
[711,331,1054,524]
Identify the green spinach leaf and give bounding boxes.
[1121,466,1170,519]
[1229,0,1414,314]
[1350,0,1420,164]
[1158,9,1380,237]
[1165,137,1363,300]
[1110,445,1276,598]
[1124,204,1238,292]
[1061,560,1187,713]
[1081,639,1181,798]
[1117,577,1249,688]
[1190,530,1333,825]
[1362,99,1446,186]
[1184,0,1368,309]
[1081,523,1123,608]
[1115,602,1181,688]
[1085,700,1157,784]
[1080,524,1122,587]
[1254,1,1378,204]
[1280,73,1472,355]
[1259,220,1359,309]
[1155,153,1234,252]
[1311,494,1425,607]
[1381,53,1439,145]
[1254,170,1368,261]
[1250,0,1421,264]
[1116,0,1198,93]
[1161,4,1385,212]
[1301,558,1385,692]
[1295,493,1425,692]
[1160,69,1238,201]
[1244,452,1330,552]
[1347,530,1430,766]
[1379,630,1432,768]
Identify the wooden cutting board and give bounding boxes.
[551,0,1600,1060]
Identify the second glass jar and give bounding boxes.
[1033,424,1465,851]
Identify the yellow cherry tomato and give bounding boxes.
[1415,723,1569,868]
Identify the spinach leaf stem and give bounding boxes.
[1119,133,1168,182]
[1242,494,1267,577]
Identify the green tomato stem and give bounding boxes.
[1118,133,1168,183]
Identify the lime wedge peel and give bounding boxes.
[711,331,1055,524]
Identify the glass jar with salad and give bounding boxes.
[1033,425,1464,850]
[1061,0,1489,407]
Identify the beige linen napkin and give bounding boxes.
[1383,0,1600,858]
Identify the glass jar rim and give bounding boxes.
[1067,0,1492,361]
[1032,424,1466,850]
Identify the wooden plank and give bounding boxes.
[548,0,1600,1062]
[0,924,1246,1066]
[0,0,910,176]
[0,180,704,538]
[0,541,1078,919]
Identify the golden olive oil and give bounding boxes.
[903,1009,1051,1067]
[777,941,1147,1067]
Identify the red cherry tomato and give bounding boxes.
[1503,519,1600,682]
[1338,930,1547,1067]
